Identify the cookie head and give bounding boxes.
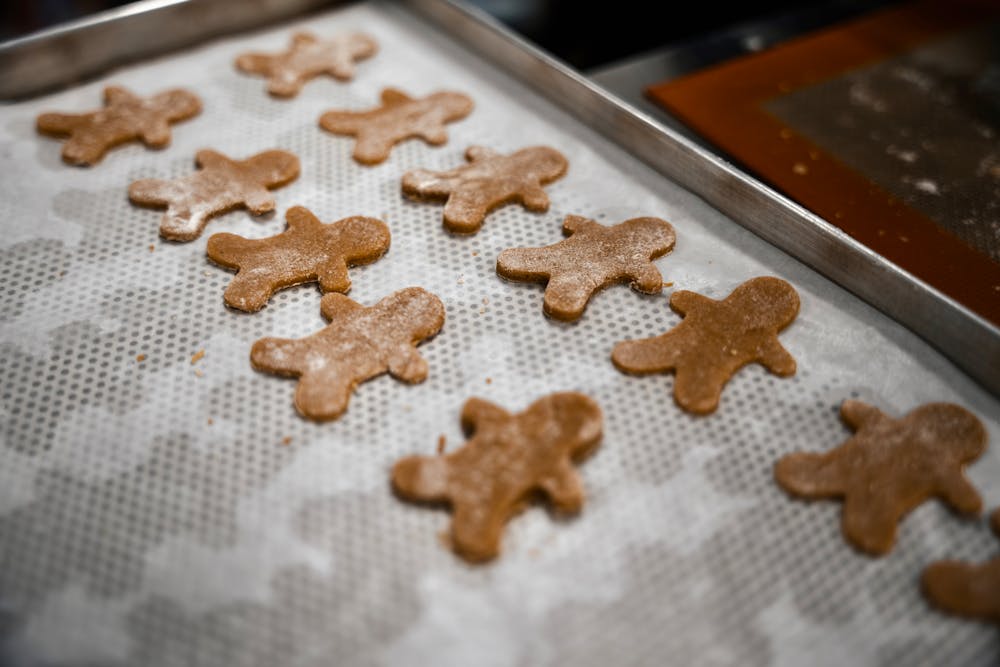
[910,403,988,461]
[381,287,447,339]
[242,149,302,185]
[430,91,475,121]
[723,276,800,330]
[531,391,603,457]
[159,89,203,120]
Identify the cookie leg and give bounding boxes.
[140,120,172,148]
[294,366,354,421]
[268,71,304,98]
[159,204,205,242]
[543,274,596,321]
[538,459,584,513]
[392,455,448,501]
[842,494,899,555]
[352,133,394,165]
[62,132,109,166]
[223,271,277,312]
[673,366,725,415]
[451,501,504,562]
[442,191,490,233]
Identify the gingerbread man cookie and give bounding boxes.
[129,149,300,241]
[611,276,799,414]
[922,507,1000,626]
[251,287,444,421]
[206,205,390,312]
[401,145,568,233]
[392,392,603,562]
[497,214,675,320]
[37,85,201,166]
[775,400,986,556]
[235,31,378,97]
[318,87,473,165]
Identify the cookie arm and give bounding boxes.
[496,247,553,280]
[611,335,678,374]
[128,178,174,205]
[250,337,303,375]
[401,169,451,198]
[839,400,885,431]
[319,292,364,322]
[104,86,139,106]
[460,398,510,437]
[758,338,797,377]
[465,145,500,162]
[774,451,846,497]
[235,52,273,76]
[318,110,364,134]
[538,459,584,513]
[36,112,84,135]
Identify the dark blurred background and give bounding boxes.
[2,0,883,70]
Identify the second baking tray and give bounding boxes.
[0,1,998,665]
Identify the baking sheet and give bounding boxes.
[1,2,999,665]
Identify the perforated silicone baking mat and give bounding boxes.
[1,2,999,665]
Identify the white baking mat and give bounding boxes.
[0,2,998,665]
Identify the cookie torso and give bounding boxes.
[207,205,391,311]
[611,276,799,414]
[497,214,675,320]
[402,145,568,233]
[37,86,202,166]
[775,400,987,555]
[251,287,444,421]
[392,392,603,562]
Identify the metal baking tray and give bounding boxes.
[1,1,998,665]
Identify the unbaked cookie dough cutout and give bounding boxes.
[129,148,300,241]
[392,392,603,562]
[207,205,390,312]
[36,85,201,166]
[775,400,987,555]
[235,31,378,97]
[612,276,799,414]
[497,214,675,321]
[318,87,473,165]
[251,287,444,422]
[402,145,567,233]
